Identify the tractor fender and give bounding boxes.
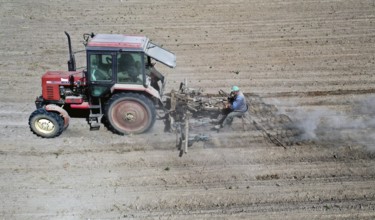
[45,104,70,129]
[111,84,161,100]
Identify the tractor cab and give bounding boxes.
[85,34,176,98]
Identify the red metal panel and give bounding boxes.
[41,71,85,101]
[65,96,83,104]
[70,102,90,109]
[42,72,61,100]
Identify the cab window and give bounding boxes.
[89,54,113,81]
[117,52,143,84]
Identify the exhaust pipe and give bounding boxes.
[64,31,76,71]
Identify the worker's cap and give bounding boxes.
[231,86,240,92]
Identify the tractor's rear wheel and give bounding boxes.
[104,93,156,135]
[29,108,64,138]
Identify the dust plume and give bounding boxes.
[288,96,375,150]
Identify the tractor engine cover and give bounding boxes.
[41,71,84,101]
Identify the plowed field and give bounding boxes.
[1,0,374,219]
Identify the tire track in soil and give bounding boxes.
[1,146,374,218]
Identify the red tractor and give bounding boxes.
[29,32,176,138]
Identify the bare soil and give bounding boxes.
[0,0,375,219]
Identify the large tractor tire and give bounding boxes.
[29,108,64,138]
[104,92,156,135]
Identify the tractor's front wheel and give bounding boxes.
[104,93,156,135]
[29,108,64,138]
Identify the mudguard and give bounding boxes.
[111,84,161,100]
[45,104,70,129]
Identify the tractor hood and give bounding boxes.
[145,42,176,68]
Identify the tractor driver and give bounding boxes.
[90,55,111,81]
[117,53,142,83]
[214,86,248,130]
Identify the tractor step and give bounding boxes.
[89,122,101,131]
[89,105,101,109]
[87,114,102,131]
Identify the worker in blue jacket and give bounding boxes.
[214,86,248,130]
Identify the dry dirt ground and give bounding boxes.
[1,0,375,219]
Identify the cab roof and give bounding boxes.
[86,34,176,68]
[87,34,148,50]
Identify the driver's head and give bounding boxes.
[121,53,135,66]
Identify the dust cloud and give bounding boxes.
[289,96,375,150]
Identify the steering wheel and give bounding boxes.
[106,57,112,64]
